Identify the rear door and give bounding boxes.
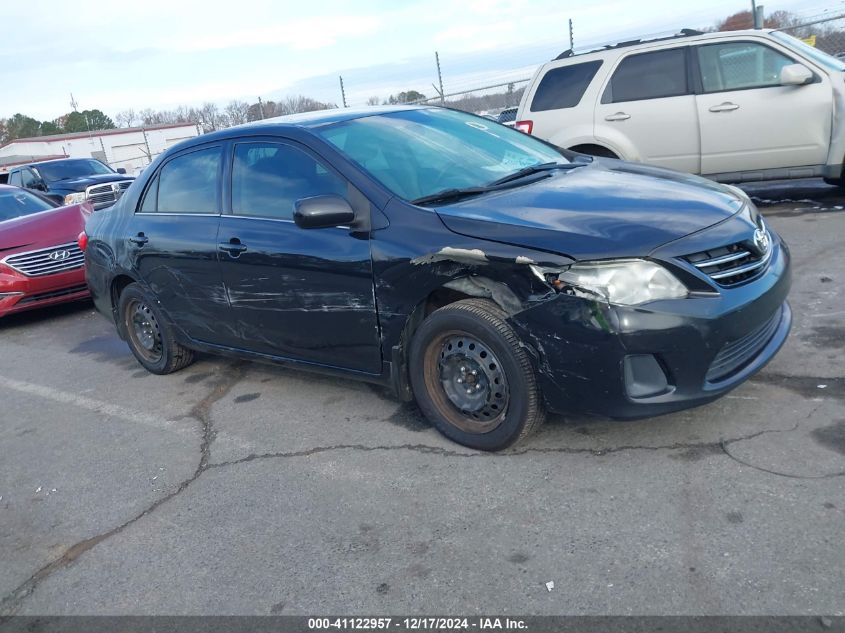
[216,139,381,373]
[594,47,701,173]
[126,144,228,344]
[694,39,831,176]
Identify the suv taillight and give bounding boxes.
[515,120,533,135]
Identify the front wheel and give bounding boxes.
[118,283,195,374]
[409,299,544,451]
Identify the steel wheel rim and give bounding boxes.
[423,330,509,434]
[126,299,163,363]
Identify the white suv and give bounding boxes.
[515,29,845,184]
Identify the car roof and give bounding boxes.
[192,105,430,146]
[549,28,778,63]
[13,157,94,169]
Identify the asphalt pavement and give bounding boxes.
[0,179,843,616]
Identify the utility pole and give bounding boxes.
[142,127,152,164]
[339,76,348,108]
[435,52,445,106]
[755,4,764,28]
[569,19,574,51]
[257,96,266,120]
[71,92,95,145]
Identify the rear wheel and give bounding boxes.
[118,283,194,374]
[409,299,544,451]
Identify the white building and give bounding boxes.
[0,122,201,176]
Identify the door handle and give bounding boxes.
[709,102,740,112]
[128,233,148,246]
[218,238,247,257]
[604,112,631,121]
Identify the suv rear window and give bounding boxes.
[603,48,689,103]
[531,61,602,112]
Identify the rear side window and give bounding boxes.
[697,42,794,92]
[231,142,347,220]
[531,61,602,112]
[144,147,221,214]
[9,171,22,187]
[603,48,689,103]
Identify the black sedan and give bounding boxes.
[82,106,791,450]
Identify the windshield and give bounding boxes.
[35,159,114,182]
[318,108,567,201]
[0,188,57,222]
[771,31,845,72]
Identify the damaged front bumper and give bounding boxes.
[507,238,792,419]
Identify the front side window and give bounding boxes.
[231,143,347,220]
[531,61,603,112]
[604,48,689,103]
[150,147,221,214]
[697,41,795,92]
[318,108,566,201]
[9,171,22,187]
[20,169,38,188]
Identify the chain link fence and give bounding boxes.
[778,13,845,55]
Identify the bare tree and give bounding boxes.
[275,95,337,116]
[197,102,222,132]
[224,100,250,127]
[366,96,380,106]
[115,108,138,128]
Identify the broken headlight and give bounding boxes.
[533,259,688,306]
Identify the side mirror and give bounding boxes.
[31,180,47,191]
[294,195,355,229]
[116,167,127,174]
[780,64,813,86]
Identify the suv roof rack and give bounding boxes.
[554,28,705,60]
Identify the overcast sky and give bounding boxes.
[0,0,837,121]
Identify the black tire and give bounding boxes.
[824,177,845,187]
[409,299,544,451]
[118,283,195,374]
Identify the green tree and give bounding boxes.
[40,120,62,135]
[5,113,41,140]
[62,109,116,133]
[387,90,426,104]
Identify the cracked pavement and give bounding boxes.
[0,179,843,615]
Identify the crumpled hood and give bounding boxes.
[434,160,745,260]
[0,204,90,253]
[47,173,133,193]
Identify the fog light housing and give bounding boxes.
[623,354,670,398]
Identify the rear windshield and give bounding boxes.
[531,61,603,111]
[35,159,114,182]
[0,189,57,222]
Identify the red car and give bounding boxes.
[0,184,92,317]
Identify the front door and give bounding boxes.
[594,46,701,174]
[127,144,228,344]
[216,140,381,374]
[695,40,832,176]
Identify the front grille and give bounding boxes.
[2,242,85,277]
[706,307,782,383]
[86,180,132,209]
[17,284,88,305]
[683,232,772,287]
